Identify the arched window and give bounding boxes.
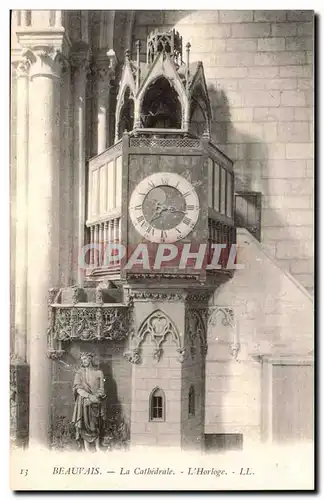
[188,385,195,417]
[150,387,165,421]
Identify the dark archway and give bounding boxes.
[141,77,182,129]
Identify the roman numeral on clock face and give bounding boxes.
[145,225,154,235]
[187,204,194,210]
[161,177,169,185]
[137,215,145,223]
[183,216,192,225]
[160,230,167,241]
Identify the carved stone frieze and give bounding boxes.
[127,290,186,302]
[126,273,202,282]
[47,287,131,358]
[124,309,184,364]
[186,291,212,305]
[49,306,129,343]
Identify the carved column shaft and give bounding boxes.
[59,60,73,287]
[26,47,62,447]
[95,52,116,154]
[97,72,110,154]
[13,57,29,362]
[71,49,89,286]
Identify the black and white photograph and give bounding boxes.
[9,8,315,491]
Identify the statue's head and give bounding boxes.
[80,352,94,367]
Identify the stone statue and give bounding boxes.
[71,352,106,452]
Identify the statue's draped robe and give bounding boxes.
[72,367,106,444]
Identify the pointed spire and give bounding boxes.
[135,40,141,91]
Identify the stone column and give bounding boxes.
[71,46,89,286]
[95,51,116,154]
[26,47,62,447]
[97,67,111,154]
[59,60,73,287]
[13,56,29,363]
[10,55,30,448]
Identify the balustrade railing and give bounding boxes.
[208,218,236,270]
[86,215,122,275]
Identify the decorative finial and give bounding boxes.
[106,48,117,70]
[185,42,191,91]
[135,40,141,91]
[125,49,130,61]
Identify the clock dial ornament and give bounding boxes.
[129,172,200,243]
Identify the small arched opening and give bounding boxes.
[149,387,165,421]
[141,77,182,129]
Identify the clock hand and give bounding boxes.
[166,206,186,215]
[149,205,168,223]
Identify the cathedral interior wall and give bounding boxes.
[131,10,314,295]
[204,229,313,443]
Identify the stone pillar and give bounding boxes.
[10,55,30,448]
[95,51,116,154]
[13,56,29,363]
[97,74,109,154]
[71,47,89,286]
[26,47,62,447]
[59,59,73,287]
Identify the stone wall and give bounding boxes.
[205,228,313,442]
[131,10,314,294]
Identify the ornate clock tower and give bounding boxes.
[48,28,236,451]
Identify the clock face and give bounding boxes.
[129,172,200,243]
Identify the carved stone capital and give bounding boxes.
[12,56,30,78]
[93,49,117,84]
[47,349,65,360]
[124,348,140,364]
[23,46,64,80]
[70,43,91,76]
[176,347,187,363]
[10,353,27,365]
